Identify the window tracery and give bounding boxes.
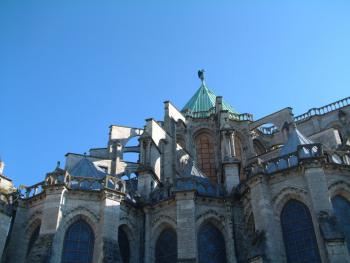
[281,200,321,263]
[195,133,216,183]
[62,219,94,263]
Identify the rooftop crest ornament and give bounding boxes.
[198,69,205,84]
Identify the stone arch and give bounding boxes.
[272,187,323,261]
[25,218,41,257]
[51,207,99,263]
[280,199,321,262]
[151,221,177,263]
[151,218,177,246]
[328,181,350,201]
[196,209,236,263]
[273,186,310,215]
[196,216,228,263]
[194,129,217,183]
[61,218,95,263]
[330,194,350,252]
[118,224,138,263]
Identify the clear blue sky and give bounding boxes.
[1,0,349,186]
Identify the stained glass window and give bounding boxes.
[195,134,216,183]
[27,225,40,255]
[118,227,130,263]
[62,219,94,263]
[197,222,227,263]
[332,195,350,252]
[155,228,177,263]
[281,200,321,263]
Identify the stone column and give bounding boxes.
[27,185,66,263]
[176,190,197,263]
[304,161,350,262]
[221,130,240,192]
[143,207,152,263]
[3,202,28,263]
[137,169,157,200]
[249,176,283,263]
[97,190,123,263]
[304,162,332,214]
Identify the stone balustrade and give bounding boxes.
[246,143,325,177]
[294,96,350,122]
[228,112,254,121]
[257,125,278,135]
[19,181,45,199]
[183,107,217,118]
[327,150,350,165]
[20,174,126,199]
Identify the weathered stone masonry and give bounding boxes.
[0,72,350,263]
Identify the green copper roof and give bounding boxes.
[182,84,237,118]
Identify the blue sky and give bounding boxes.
[0,0,349,186]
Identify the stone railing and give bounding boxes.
[257,125,278,135]
[183,106,254,121]
[294,96,350,122]
[20,173,126,199]
[327,150,350,165]
[228,112,254,121]
[68,175,125,192]
[183,107,217,118]
[247,143,324,176]
[19,181,45,199]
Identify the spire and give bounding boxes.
[280,124,314,156]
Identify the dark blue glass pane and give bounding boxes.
[62,220,94,263]
[281,200,321,263]
[118,227,130,263]
[198,223,227,263]
[332,195,350,252]
[155,228,177,263]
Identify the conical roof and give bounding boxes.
[182,84,237,118]
[69,157,106,179]
[280,127,314,156]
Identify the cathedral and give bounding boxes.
[0,71,350,263]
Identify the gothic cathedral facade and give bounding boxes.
[0,72,350,263]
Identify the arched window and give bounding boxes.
[281,200,321,263]
[118,226,130,263]
[62,219,94,263]
[195,133,216,183]
[332,195,350,252]
[27,224,40,256]
[155,228,177,263]
[197,222,227,263]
